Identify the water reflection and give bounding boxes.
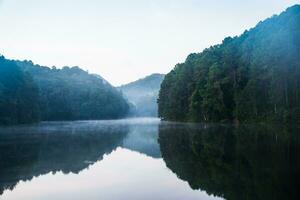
[159,123,300,200]
[0,120,129,195]
[0,119,299,200]
[122,122,161,158]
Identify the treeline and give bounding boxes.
[158,5,300,123]
[0,56,129,125]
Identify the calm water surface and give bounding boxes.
[0,118,299,200]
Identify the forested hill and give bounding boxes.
[158,5,300,123]
[118,73,165,117]
[0,56,129,124]
[0,56,40,124]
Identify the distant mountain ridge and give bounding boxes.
[120,73,165,90]
[119,73,165,117]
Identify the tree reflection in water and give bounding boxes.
[0,121,129,195]
[0,120,299,200]
[159,123,300,200]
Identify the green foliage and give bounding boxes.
[0,56,129,124]
[16,61,129,121]
[158,5,300,123]
[0,56,40,125]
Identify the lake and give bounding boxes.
[0,118,299,200]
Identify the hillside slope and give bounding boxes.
[0,56,40,125]
[0,56,130,124]
[158,5,300,123]
[119,73,165,117]
[16,60,129,121]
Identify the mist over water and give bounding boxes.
[0,118,299,200]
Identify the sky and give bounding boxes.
[0,0,299,86]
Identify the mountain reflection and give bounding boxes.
[122,123,161,158]
[0,121,129,195]
[0,119,163,196]
[1,120,299,200]
[158,123,300,200]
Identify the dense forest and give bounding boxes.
[0,56,40,124]
[0,56,129,125]
[158,5,300,123]
[118,73,165,117]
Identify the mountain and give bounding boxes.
[118,73,165,117]
[158,5,300,123]
[0,56,130,124]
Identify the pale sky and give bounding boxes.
[0,0,299,86]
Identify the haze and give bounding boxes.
[0,0,298,85]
